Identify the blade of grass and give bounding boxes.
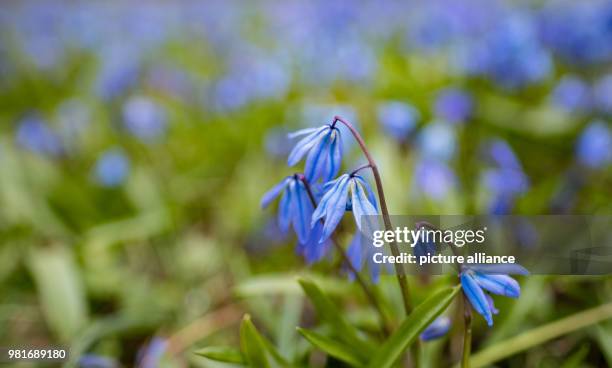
[297,328,365,367]
[470,302,612,368]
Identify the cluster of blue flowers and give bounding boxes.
[262,120,380,276]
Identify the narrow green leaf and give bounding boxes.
[367,286,461,368]
[194,346,246,364]
[298,278,373,355]
[470,302,612,368]
[240,315,271,368]
[298,328,365,367]
[28,246,89,342]
[239,314,290,368]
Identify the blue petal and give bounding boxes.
[302,222,330,264]
[472,272,520,298]
[469,264,529,275]
[304,131,331,182]
[288,126,323,139]
[261,177,290,208]
[287,126,328,166]
[461,271,493,326]
[420,317,451,341]
[351,178,378,235]
[324,129,343,182]
[319,175,350,243]
[277,186,292,233]
[311,174,348,227]
[354,175,378,210]
[290,180,314,244]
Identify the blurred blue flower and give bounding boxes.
[593,74,612,115]
[434,88,473,124]
[461,264,528,326]
[122,96,167,142]
[417,121,456,161]
[414,159,456,201]
[288,125,343,182]
[95,44,140,100]
[137,337,167,368]
[312,174,378,244]
[377,101,419,141]
[16,114,63,156]
[482,139,529,214]
[576,120,612,169]
[539,2,612,65]
[462,15,552,89]
[94,149,130,187]
[550,75,591,113]
[78,354,118,368]
[420,316,451,341]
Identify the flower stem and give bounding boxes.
[462,295,473,368]
[298,174,392,335]
[333,116,414,315]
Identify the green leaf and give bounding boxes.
[298,278,372,355]
[28,246,89,342]
[367,286,461,368]
[240,314,290,368]
[240,315,271,368]
[195,346,246,364]
[297,328,365,367]
[470,302,612,368]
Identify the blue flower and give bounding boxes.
[550,75,591,113]
[261,175,311,244]
[312,174,378,244]
[287,125,343,182]
[460,264,528,326]
[417,121,456,162]
[576,120,612,169]
[94,149,130,187]
[262,175,332,263]
[122,96,167,143]
[414,158,456,201]
[377,101,419,141]
[16,114,63,157]
[420,316,451,341]
[434,88,473,124]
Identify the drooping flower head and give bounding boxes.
[261,174,331,263]
[261,175,313,244]
[287,124,343,183]
[575,120,612,169]
[311,173,379,244]
[460,264,528,326]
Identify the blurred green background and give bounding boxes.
[0,0,611,367]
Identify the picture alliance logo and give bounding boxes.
[371,226,488,248]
